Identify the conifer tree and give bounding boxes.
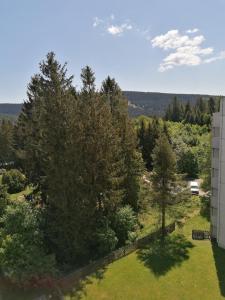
[208,97,216,115]
[151,134,176,236]
[81,66,96,95]
[0,120,14,164]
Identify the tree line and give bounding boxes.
[164,96,220,126]
[136,116,210,179]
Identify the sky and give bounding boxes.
[0,0,225,103]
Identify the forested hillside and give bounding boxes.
[0,92,221,119]
[124,91,221,117]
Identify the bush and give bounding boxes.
[177,149,199,178]
[2,169,27,193]
[95,225,118,256]
[0,201,57,285]
[113,205,138,246]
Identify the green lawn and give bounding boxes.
[9,185,33,201]
[64,215,225,300]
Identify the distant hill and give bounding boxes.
[124,91,221,117]
[0,92,221,119]
[0,103,22,115]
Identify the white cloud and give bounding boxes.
[151,29,224,72]
[152,30,205,50]
[93,17,103,27]
[107,23,132,36]
[186,28,199,34]
[204,51,225,63]
[93,15,133,37]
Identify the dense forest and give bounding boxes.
[164,96,220,126]
[0,53,211,288]
[0,92,221,120]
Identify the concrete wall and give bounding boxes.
[211,111,220,239]
[211,98,225,249]
[217,100,225,248]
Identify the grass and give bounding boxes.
[9,185,33,201]
[64,214,225,300]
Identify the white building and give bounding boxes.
[211,98,225,248]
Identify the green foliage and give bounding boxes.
[201,134,212,191]
[0,184,8,215]
[177,149,198,178]
[0,119,15,164]
[167,121,210,178]
[14,53,143,266]
[137,118,162,170]
[165,96,219,126]
[113,205,138,246]
[0,201,56,284]
[2,169,26,193]
[151,135,177,235]
[95,223,118,256]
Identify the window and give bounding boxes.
[213,127,220,137]
[212,188,218,198]
[211,207,217,217]
[212,168,219,178]
[213,148,219,158]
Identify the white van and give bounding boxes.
[190,181,199,195]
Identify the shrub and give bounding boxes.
[177,149,199,178]
[95,225,118,256]
[113,205,138,246]
[2,169,27,193]
[0,201,57,285]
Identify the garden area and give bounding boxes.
[64,214,225,300]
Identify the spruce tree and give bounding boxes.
[81,66,96,95]
[208,97,216,115]
[0,120,14,165]
[151,134,176,236]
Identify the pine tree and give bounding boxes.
[81,66,96,95]
[101,76,143,211]
[171,97,182,122]
[16,54,143,265]
[196,97,206,114]
[15,52,75,193]
[0,120,14,165]
[208,97,216,115]
[151,134,176,236]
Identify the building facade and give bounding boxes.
[211,98,225,248]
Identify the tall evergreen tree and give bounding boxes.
[0,120,14,165]
[208,97,216,115]
[151,134,176,236]
[81,66,96,95]
[15,54,143,265]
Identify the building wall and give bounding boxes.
[211,112,220,239]
[211,99,225,249]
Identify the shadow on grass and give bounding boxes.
[0,280,48,300]
[137,234,194,277]
[200,196,210,221]
[211,240,225,297]
[62,267,107,300]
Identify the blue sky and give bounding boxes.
[0,0,225,103]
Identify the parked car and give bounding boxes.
[190,181,199,195]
